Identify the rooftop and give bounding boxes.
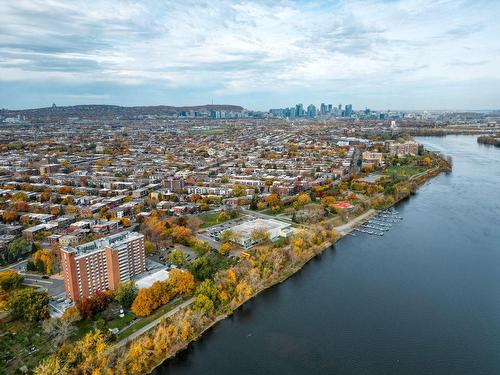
[63,230,143,257]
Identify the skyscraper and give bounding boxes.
[345,104,353,117]
[295,104,304,117]
[307,104,317,118]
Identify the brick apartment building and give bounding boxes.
[60,231,145,301]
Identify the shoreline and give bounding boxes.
[144,162,448,374]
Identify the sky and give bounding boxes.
[1,0,499,111]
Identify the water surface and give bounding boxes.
[155,135,500,375]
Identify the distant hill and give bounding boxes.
[0,104,246,121]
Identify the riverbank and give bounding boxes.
[146,164,450,373]
[129,157,452,374]
[34,153,451,374]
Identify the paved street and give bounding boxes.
[21,273,65,297]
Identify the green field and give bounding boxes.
[385,165,426,177]
[198,212,235,228]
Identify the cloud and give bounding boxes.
[0,0,499,109]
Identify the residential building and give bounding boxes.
[60,231,145,301]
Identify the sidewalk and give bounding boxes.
[114,297,195,349]
[334,209,377,236]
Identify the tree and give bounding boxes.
[422,156,433,167]
[34,356,66,375]
[61,306,81,322]
[219,229,235,244]
[219,242,232,256]
[192,239,211,256]
[264,193,280,207]
[115,280,138,309]
[42,316,77,347]
[168,269,195,297]
[296,192,311,207]
[76,291,112,319]
[131,288,156,317]
[249,194,259,210]
[217,210,230,223]
[186,216,202,232]
[195,279,218,301]
[296,203,325,224]
[171,225,192,243]
[0,269,23,290]
[31,249,55,274]
[121,217,132,227]
[2,211,17,223]
[168,250,187,266]
[250,228,270,244]
[12,191,27,202]
[144,240,155,255]
[193,294,214,315]
[8,288,49,322]
[6,237,31,262]
[50,206,61,216]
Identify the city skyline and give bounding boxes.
[1,0,500,110]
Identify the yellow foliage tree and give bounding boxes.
[219,242,232,256]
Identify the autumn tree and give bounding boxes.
[76,291,112,319]
[264,193,280,208]
[28,249,55,274]
[170,225,192,244]
[131,288,155,317]
[8,288,49,322]
[144,240,155,255]
[217,210,230,223]
[295,192,312,208]
[193,294,214,315]
[219,242,232,256]
[168,269,195,297]
[250,228,270,244]
[0,269,23,290]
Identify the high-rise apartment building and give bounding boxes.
[60,231,145,301]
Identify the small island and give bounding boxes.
[477,134,500,147]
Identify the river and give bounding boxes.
[154,135,500,375]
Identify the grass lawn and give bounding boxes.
[198,212,235,228]
[260,208,281,216]
[0,318,55,373]
[116,298,184,341]
[385,165,426,177]
[198,212,222,228]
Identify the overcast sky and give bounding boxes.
[1,0,499,110]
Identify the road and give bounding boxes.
[114,297,195,349]
[0,259,28,273]
[21,273,66,296]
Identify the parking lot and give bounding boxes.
[201,216,254,242]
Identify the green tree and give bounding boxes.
[167,250,187,266]
[193,294,214,315]
[115,280,138,309]
[6,237,31,262]
[192,240,211,256]
[8,288,49,322]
